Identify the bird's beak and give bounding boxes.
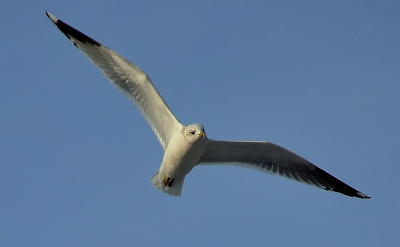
[198,132,205,137]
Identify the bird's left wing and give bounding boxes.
[198,139,370,199]
[46,12,182,150]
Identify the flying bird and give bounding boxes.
[46,11,370,199]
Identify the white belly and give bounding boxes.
[160,130,207,179]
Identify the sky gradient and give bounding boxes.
[1,1,399,246]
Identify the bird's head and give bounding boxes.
[182,123,207,145]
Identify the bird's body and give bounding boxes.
[152,124,207,196]
[46,11,370,199]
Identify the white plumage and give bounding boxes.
[46,11,370,199]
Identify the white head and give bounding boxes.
[182,123,207,145]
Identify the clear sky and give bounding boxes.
[1,1,399,246]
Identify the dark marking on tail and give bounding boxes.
[163,177,174,187]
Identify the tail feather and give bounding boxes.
[150,170,185,197]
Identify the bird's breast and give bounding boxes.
[161,133,207,178]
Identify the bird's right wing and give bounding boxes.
[46,12,182,150]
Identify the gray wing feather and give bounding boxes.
[198,139,370,199]
[46,12,182,150]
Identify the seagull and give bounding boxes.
[46,11,370,199]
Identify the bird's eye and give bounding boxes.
[189,130,195,135]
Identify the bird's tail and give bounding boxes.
[150,170,185,197]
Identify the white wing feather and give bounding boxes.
[198,139,370,198]
[46,12,182,150]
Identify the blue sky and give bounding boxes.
[1,1,399,246]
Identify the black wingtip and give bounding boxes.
[45,11,102,47]
[356,192,371,199]
[45,11,58,24]
[313,167,370,199]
